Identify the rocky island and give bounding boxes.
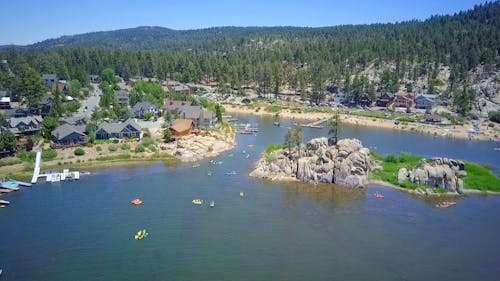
[250,138,372,188]
[251,137,500,194]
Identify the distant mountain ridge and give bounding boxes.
[1,1,497,51]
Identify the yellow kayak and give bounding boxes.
[192,199,203,205]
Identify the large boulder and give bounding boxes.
[398,158,467,193]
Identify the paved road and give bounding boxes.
[76,83,101,118]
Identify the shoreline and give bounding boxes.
[0,129,236,182]
[368,179,500,195]
[224,105,498,142]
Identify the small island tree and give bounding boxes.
[215,104,223,123]
[285,125,303,152]
[326,109,342,145]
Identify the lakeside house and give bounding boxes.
[116,90,130,106]
[393,93,414,108]
[42,74,57,89]
[95,119,141,140]
[176,105,215,128]
[8,115,43,136]
[172,84,190,95]
[170,119,195,136]
[0,90,11,109]
[131,101,160,119]
[358,93,373,107]
[376,92,395,107]
[415,94,435,110]
[51,124,88,148]
[41,93,54,116]
[56,80,69,93]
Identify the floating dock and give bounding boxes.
[31,151,80,183]
[8,179,32,187]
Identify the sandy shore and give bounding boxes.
[224,105,499,142]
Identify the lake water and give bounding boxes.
[1,115,499,281]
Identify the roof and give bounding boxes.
[170,119,194,132]
[116,90,130,98]
[42,74,57,80]
[379,92,395,99]
[177,105,213,120]
[164,100,192,110]
[415,94,436,101]
[60,116,87,125]
[97,119,141,134]
[9,116,43,127]
[132,101,159,112]
[51,124,86,140]
[0,97,10,103]
[173,84,190,92]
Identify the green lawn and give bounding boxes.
[463,161,500,191]
[370,152,500,192]
[370,151,423,188]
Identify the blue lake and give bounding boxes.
[1,115,499,281]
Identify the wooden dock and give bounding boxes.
[301,118,328,128]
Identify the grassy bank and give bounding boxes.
[370,152,500,192]
[0,152,178,181]
[370,152,426,190]
[265,144,285,154]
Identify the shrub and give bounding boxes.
[383,154,398,163]
[135,144,146,153]
[121,143,130,150]
[488,111,500,123]
[488,123,495,128]
[41,149,57,161]
[108,145,118,152]
[147,145,157,152]
[96,146,102,152]
[141,137,156,147]
[74,148,85,156]
[18,151,36,162]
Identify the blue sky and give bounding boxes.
[0,0,489,45]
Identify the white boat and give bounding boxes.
[0,200,10,205]
[225,171,237,175]
[209,201,215,208]
[239,192,245,198]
